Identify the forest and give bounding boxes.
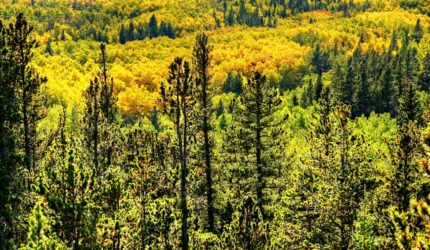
[0,0,430,249]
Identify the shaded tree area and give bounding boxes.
[119,15,176,44]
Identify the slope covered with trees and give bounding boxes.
[0,0,430,249]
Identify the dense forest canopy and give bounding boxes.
[0,0,430,249]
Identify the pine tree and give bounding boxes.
[192,33,216,233]
[332,60,353,106]
[119,24,127,44]
[314,73,323,101]
[150,107,162,133]
[9,13,46,170]
[289,91,374,248]
[45,39,53,56]
[420,52,430,92]
[225,72,284,217]
[216,100,224,117]
[311,43,330,75]
[219,113,228,130]
[43,109,93,248]
[21,201,66,249]
[286,87,335,248]
[82,43,121,249]
[160,57,194,250]
[0,17,20,248]
[148,15,158,38]
[411,18,423,44]
[220,197,268,249]
[352,53,371,117]
[226,8,235,26]
[378,62,394,114]
[128,21,135,41]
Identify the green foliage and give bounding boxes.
[21,201,67,250]
[1,5,430,249]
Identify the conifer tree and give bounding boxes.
[216,100,224,117]
[9,13,46,170]
[420,52,430,92]
[352,52,371,117]
[160,57,194,250]
[45,39,53,56]
[0,17,20,248]
[82,43,121,249]
[314,73,323,101]
[43,109,93,248]
[119,24,127,44]
[286,87,335,248]
[411,18,423,44]
[150,107,162,133]
[290,89,373,249]
[225,72,284,216]
[148,15,158,38]
[311,43,330,75]
[21,201,66,249]
[192,33,215,233]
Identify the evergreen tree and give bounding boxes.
[411,18,423,44]
[150,107,162,133]
[60,30,66,41]
[317,104,372,249]
[45,39,53,56]
[128,21,135,41]
[226,8,235,26]
[192,33,215,233]
[220,197,268,249]
[332,60,353,106]
[0,17,20,248]
[311,43,330,75]
[119,24,127,44]
[378,62,394,114]
[9,13,46,170]
[82,43,121,248]
[160,57,194,250]
[216,100,224,117]
[223,72,243,95]
[420,52,430,92]
[314,73,323,101]
[21,201,66,249]
[352,53,371,117]
[219,113,228,130]
[224,72,284,217]
[148,15,158,38]
[43,109,93,248]
[286,87,335,248]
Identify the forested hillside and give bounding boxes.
[0,0,430,249]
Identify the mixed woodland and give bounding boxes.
[1,0,430,249]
